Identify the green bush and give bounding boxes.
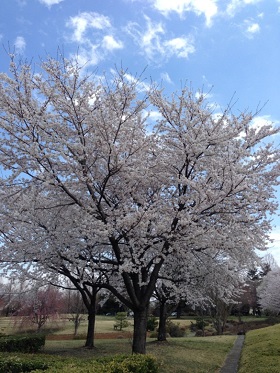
[0,355,48,373]
[146,317,158,332]
[166,320,186,337]
[0,334,45,353]
[114,313,130,331]
[33,354,158,373]
[194,317,209,330]
[99,354,159,373]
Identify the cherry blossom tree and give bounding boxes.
[0,54,279,353]
[257,267,280,314]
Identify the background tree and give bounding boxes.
[114,312,130,331]
[65,287,87,336]
[257,268,280,314]
[0,54,279,354]
[17,285,64,332]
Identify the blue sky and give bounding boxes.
[0,0,280,264]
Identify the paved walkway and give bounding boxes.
[219,335,245,373]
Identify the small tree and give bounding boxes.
[18,286,64,332]
[66,288,86,336]
[114,312,130,331]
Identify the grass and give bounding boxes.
[3,315,279,372]
[43,335,236,373]
[238,323,280,373]
[0,315,237,372]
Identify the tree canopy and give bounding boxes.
[0,55,279,353]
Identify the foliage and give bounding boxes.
[97,354,159,373]
[43,336,235,373]
[165,320,186,337]
[146,316,158,332]
[239,323,280,373]
[0,334,45,353]
[0,354,48,373]
[194,317,209,331]
[114,313,130,331]
[30,355,158,373]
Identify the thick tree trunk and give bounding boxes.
[132,307,148,354]
[157,301,167,341]
[85,293,97,348]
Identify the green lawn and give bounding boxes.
[238,323,280,373]
[3,315,280,372]
[43,335,236,373]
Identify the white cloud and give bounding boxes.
[126,17,164,60]
[123,73,151,92]
[160,72,173,84]
[246,21,260,37]
[164,37,195,58]
[14,36,26,54]
[152,0,218,27]
[226,0,262,17]
[38,0,64,7]
[250,115,277,130]
[102,35,123,51]
[149,110,163,121]
[66,12,122,67]
[69,45,101,67]
[67,12,111,43]
[125,16,195,63]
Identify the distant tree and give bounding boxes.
[114,312,130,331]
[66,288,87,336]
[18,285,64,332]
[0,54,279,354]
[236,255,278,317]
[257,268,280,314]
[0,277,27,317]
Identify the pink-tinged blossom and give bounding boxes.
[0,54,279,353]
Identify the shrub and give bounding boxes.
[35,355,159,373]
[166,320,186,337]
[0,355,48,373]
[0,334,45,353]
[146,316,158,332]
[99,354,159,373]
[194,317,209,330]
[149,331,158,338]
[114,313,130,331]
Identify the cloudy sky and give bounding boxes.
[0,0,280,263]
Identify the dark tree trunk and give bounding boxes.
[176,302,182,319]
[132,307,148,354]
[85,292,97,348]
[157,301,167,341]
[215,317,223,335]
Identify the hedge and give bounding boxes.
[98,354,159,373]
[31,354,159,373]
[0,355,48,373]
[0,334,45,353]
